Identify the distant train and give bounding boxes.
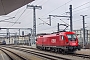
[0,40,6,45]
[36,31,81,53]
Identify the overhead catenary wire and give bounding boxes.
[0,17,15,22]
[71,1,90,17]
[2,0,90,32]
[73,8,90,16]
[36,18,51,28]
[5,9,21,26]
[37,0,72,29]
[73,6,90,13]
[34,1,51,27]
[0,20,21,24]
[60,1,90,25]
[35,0,44,5]
[13,0,26,17]
[4,0,27,27]
[0,0,53,36]
[0,17,16,27]
[18,0,45,27]
[22,0,50,28]
[39,0,49,6]
[73,16,90,22]
[73,1,90,10]
[0,15,14,18]
[37,17,70,32]
[61,1,90,15]
[72,4,90,16]
[37,0,90,33]
[12,0,71,26]
[59,19,69,26]
[31,0,49,6]
[38,18,50,25]
[60,1,90,15]
[30,0,41,5]
[11,8,27,26]
[40,0,72,17]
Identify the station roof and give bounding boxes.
[0,0,34,15]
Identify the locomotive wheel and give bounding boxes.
[55,49,58,53]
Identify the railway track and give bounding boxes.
[10,45,90,59]
[1,45,90,60]
[0,47,27,60]
[1,45,71,60]
[69,53,90,59]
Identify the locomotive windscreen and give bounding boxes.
[67,34,76,41]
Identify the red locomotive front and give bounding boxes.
[36,31,81,53]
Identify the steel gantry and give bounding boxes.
[80,15,87,48]
[27,5,42,44]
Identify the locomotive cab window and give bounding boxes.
[67,34,76,41]
[61,35,65,40]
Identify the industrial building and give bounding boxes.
[73,30,90,44]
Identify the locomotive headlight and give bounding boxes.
[66,42,69,45]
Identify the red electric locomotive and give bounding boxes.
[36,31,81,53]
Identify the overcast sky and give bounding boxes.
[0,0,90,34]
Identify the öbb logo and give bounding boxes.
[51,39,56,43]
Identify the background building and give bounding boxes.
[73,29,90,48]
